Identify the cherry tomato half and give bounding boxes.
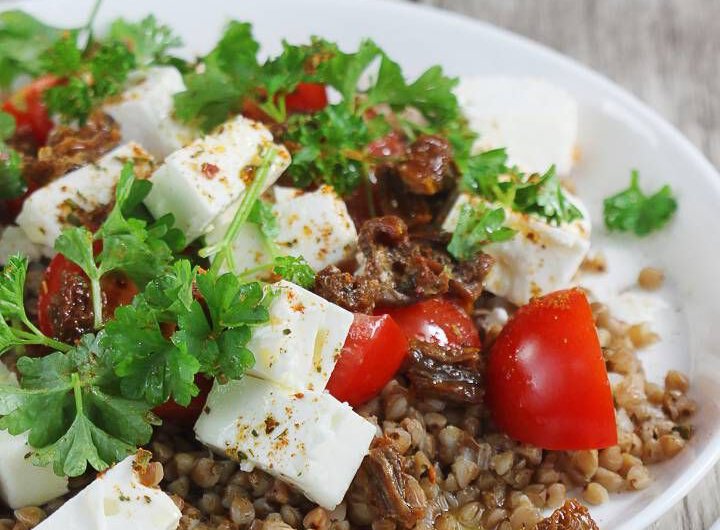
[284,83,328,114]
[37,251,138,341]
[487,288,617,451]
[382,297,481,350]
[326,313,408,407]
[2,75,59,145]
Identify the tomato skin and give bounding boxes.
[37,250,138,339]
[382,298,481,350]
[2,75,59,145]
[154,375,213,426]
[326,314,408,407]
[284,83,328,113]
[487,288,617,451]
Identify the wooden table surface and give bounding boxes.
[398,1,720,528]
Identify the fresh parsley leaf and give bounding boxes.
[272,255,316,288]
[44,41,136,124]
[316,39,380,107]
[55,163,179,329]
[96,163,176,285]
[461,149,582,225]
[0,334,155,477]
[89,41,136,100]
[0,142,23,200]
[0,110,16,139]
[366,56,459,125]
[174,271,267,381]
[0,110,24,201]
[174,64,243,131]
[285,105,378,194]
[108,15,182,66]
[0,10,63,88]
[103,297,200,407]
[248,199,279,242]
[44,77,93,124]
[40,33,82,76]
[513,166,583,225]
[0,255,69,354]
[447,201,516,261]
[603,170,678,236]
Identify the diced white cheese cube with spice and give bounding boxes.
[206,185,357,276]
[195,375,375,510]
[442,193,591,305]
[143,115,290,242]
[456,76,578,175]
[105,66,197,161]
[0,361,68,509]
[247,280,353,392]
[16,143,154,249]
[0,225,51,264]
[34,453,181,530]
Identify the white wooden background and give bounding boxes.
[396,1,720,528]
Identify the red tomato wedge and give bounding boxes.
[284,82,328,113]
[487,288,617,451]
[2,75,59,145]
[383,297,481,350]
[37,251,138,340]
[154,375,213,426]
[326,313,408,407]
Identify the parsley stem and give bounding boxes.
[201,147,279,273]
[13,328,71,353]
[235,262,274,280]
[90,277,103,331]
[71,372,83,415]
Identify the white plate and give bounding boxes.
[4,0,720,528]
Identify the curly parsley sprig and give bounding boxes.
[0,256,71,354]
[0,111,23,201]
[603,170,677,236]
[54,162,184,329]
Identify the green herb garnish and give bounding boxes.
[603,170,677,236]
[447,202,516,261]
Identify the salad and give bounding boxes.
[0,5,691,530]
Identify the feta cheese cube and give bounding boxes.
[16,143,154,249]
[0,361,68,509]
[206,185,358,276]
[195,375,375,510]
[0,225,51,264]
[105,67,197,161]
[456,77,578,175]
[247,280,353,392]
[443,193,590,305]
[34,453,181,530]
[143,115,290,242]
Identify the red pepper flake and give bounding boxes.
[201,162,220,179]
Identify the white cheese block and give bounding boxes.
[443,193,591,305]
[143,115,290,242]
[16,143,154,249]
[105,66,197,161]
[0,361,68,509]
[34,453,181,530]
[247,280,353,392]
[456,76,578,176]
[0,225,51,264]
[206,185,358,276]
[195,375,375,510]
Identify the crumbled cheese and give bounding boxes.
[195,375,375,510]
[443,193,591,305]
[105,66,198,161]
[16,143,154,249]
[143,115,290,242]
